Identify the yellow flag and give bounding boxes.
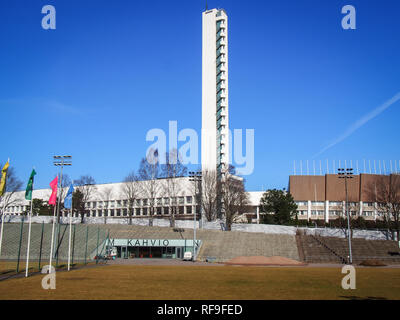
[0,160,9,196]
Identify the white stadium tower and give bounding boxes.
[201,8,230,178]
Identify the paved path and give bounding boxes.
[107,258,222,266]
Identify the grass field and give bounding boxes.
[0,261,97,276]
[0,264,399,300]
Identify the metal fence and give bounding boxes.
[0,220,108,275]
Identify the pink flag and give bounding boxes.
[49,176,58,205]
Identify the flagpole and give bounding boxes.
[25,188,34,277]
[0,201,6,258]
[0,158,10,258]
[67,183,73,271]
[49,174,58,270]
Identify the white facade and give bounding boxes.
[0,178,264,220]
[201,8,229,178]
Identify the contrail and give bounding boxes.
[313,92,400,158]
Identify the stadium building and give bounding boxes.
[289,173,400,222]
[2,178,263,222]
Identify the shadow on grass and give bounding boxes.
[0,269,15,275]
[340,296,387,300]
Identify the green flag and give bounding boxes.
[25,169,37,201]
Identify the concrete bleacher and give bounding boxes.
[0,223,107,261]
[297,233,400,264]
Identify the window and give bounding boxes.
[363,202,374,207]
[110,201,115,208]
[157,198,162,205]
[329,201,342,206]
[163,198,169,205]
[364,211,373,217]
[92,202,96,209]
[296,201,307,206]
[117,200,121,207]
[311,210,324,216]
[178,197,184,204]
[163,207,169,215]
[186,206,192,214]
[157,207,162,215]
[143,199,148,206]
[311,201,324,206]
[186,196,192,204]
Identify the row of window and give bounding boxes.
[296,201,379,207]
[4,205,28,213]
[85,196,193,209]
[3,196,194,214]
[83,205,200,217]
[297,210,376,217]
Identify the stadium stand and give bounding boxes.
[296,231,400,264]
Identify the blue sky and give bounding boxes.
[1,0,400,191]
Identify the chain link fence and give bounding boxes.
[0,220,108,276]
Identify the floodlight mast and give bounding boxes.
[53,155,72,223]
[338,168,354,264]
[189,171,202,261]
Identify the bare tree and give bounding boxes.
[366,174,400,241]
[121,171,140,225]
[334,201,361,239]
[75,175,97,223]
[220,172,250,231]
[138,149,161,226]
[161,149,187,227]
[0,164,23,212]
[100,186,113,224]
[199,169,219,222]
[59,174,71,217]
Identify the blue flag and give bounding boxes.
[64,183,74,209]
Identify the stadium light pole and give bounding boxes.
[338,168,353,264]
[189,171,202,261]
[53,155,72,223]
[52,156,72,266]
